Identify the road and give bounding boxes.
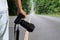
[9,14,60,40]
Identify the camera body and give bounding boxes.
[14,13,35,32]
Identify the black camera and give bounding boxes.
[14,13,35,32]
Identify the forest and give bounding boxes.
[7,0,60,16]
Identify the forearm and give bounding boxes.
[15,0,22,10]
[15,0,26,17]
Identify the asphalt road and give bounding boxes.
[9,14,60,40]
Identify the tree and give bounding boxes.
[35,0,60,14]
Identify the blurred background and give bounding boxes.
[7,0,60,17]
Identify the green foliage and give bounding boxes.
[7,0,60,15]
[21,0,31,14]
[35,0,60,14]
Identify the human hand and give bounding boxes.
[18,9,26,18]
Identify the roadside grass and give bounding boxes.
[41,13,60,18]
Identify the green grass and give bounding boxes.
[41,13,60,18]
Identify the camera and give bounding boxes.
[14,13,35,32]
